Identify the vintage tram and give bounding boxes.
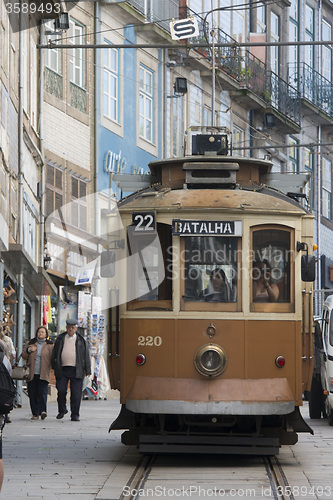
[104,133,315,455]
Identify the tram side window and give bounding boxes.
[127,223,172,305]
[183,236,238,303]
[252,228,291,303]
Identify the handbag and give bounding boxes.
[11,354,30,380]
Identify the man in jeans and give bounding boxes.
[51,319,91,421]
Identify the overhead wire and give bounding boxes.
[43,2,333,157]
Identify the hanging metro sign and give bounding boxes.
[170,16,199,40]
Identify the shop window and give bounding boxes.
[23,301,31,346]
[127,223,172,310]
[181,235,241,312]
[251,226,293,312]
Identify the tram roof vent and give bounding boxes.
[183,162,239,187]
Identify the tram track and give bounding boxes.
[118,453,295,500]
[264,456,295,500]
[119,455,156,500]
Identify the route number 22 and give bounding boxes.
[132,212,156,232]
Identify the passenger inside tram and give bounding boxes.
[252,259,280,303]
[199,268,232,302]
[183,236,238,303]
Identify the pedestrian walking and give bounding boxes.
[22,326,54,420]
[51,318,91,422]
[0,342,15,492]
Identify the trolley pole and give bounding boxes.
[211,29,216,127]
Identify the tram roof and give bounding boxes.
[119,186,308,216]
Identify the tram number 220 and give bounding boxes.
[138,336,162,347]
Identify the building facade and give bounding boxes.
[1,0,333,359]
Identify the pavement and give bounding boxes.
[1,390,139,500]
[3,393,333,500]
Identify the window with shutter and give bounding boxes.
[71,175,87,230]
[45,163,63,218]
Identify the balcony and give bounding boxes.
[288,62,333,123]
[266,71,301,129]
[186,8,301,131]
[44,67,63,100]
[70,82,87,114]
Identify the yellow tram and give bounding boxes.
[104,134,315,455]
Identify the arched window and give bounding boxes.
[251,225,294,313]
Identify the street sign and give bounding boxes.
[170,17,199,40]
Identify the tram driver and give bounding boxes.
[253,259,279,303]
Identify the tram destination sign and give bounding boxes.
[172,220,242,236]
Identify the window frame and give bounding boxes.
[180,236,242,313]
[322,157,332,221]
[44,20,61,74]
[103,43,119,123]
[250,225,295,313]
[270,11,280,75]
[71,175,87,231]
[322,19,332,82]
[288,136,299,173]
[304,147,314,210]
[0,163,7,219]
[305,4,315,70]
[232,125,245,157]
[256,2,266,33]
[127,223,173,311]
[45,163,63,218]
[139,64,154,143]
[69,18,85,89]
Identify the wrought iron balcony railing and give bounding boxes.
[266,71,301,126]
[125,3,301,126]
[288,62,333,118]
[186,7,301,126]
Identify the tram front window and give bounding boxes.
[251,227,292,310]
[183,236,238,303]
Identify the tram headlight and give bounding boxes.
[194,344,227,377]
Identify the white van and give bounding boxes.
[309,295,333,425]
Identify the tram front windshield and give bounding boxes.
[183,236,238,303]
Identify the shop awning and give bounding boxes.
[2,244,57,296]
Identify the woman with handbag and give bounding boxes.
[22,326,54,420]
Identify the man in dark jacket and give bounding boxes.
[51,318,91,421]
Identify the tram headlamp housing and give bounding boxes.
[194,344,227,377]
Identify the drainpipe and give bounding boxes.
[39,22,45,272]
[16,3,25,405]
[163,48,167,159]
[211,29,215,126]
[94,2,100,299]
[94,1,100,231]
[316,125,321,314]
